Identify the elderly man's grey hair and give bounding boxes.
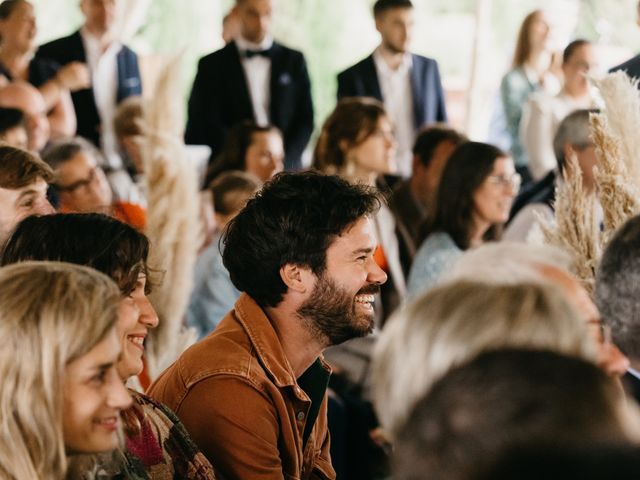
[595,215,640,362]
[552,109,599,173]
[443,242,572,286]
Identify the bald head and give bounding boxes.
[0,82,50,152]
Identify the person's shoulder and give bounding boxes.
[38,30,79,53]
[610,53,640,75]
[198,42,238,67]
[338,54,374,76]
[411,52,439,67]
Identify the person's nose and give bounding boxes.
[600,342,630,378]
[106,370,133,411]
[368,257,387,286]
[137,296,159,329]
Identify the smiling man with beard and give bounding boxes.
[148,171,386,480]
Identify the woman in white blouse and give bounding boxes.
[520,39,598,180]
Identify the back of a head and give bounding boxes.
[372,280,593,437]
[1,213,150,294]
[222,171,380,308]
[475,445,640,480]
[553,109,596,172]
[0,260,120,479]
[596,215,640,362]
[393,349,636,480]
[412,124,467,168]
[444,242,571,285]
[210,170,261,216]
[113,96,144,139]
[0,144,53,189]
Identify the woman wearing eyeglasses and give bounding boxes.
[407,142,519,298]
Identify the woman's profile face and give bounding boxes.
[528,12,551,52]
[244,130,284,182]
[472,156,518,226]
[62,328,132,454]
[0,1,36,53]
[345,116,397,176]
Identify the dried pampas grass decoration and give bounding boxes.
[590,112,640,244]
[539,153,601,295]
[143,54,199,380]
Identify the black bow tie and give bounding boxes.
[244,48,271,59]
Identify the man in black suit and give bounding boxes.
[610,1,640,80]
[185,0,314,171]
[337,0,447,177]
[36,0,142,168]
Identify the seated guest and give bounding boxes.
[372,280,593,438]
[314,97,407,322]
[596,214,640,403]
[44,137,145,229]
[0,144,53,246]
[407,142,518,297]
[0,81,49,152]
[0,0,89,140]
[114,95,144,177]
[444,242,629,378]
[393,349,640,480]
[187,171,261,339]
[388,125,465,256]
[505,109,598,242]
[0,106,27,148]
[205,120,284,186]
[520,39,598,181]
[1,213,215,479]
[0,261,131,479]
[149,172,386,479]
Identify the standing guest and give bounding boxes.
[314,97,407,322]
[521,40,598,180]
[0,106,27,148]
[407,142,518,297]
[36,0,143,168]
[185,0,314,170]
[205,120,284,186]
[0,0,89,140]
[0,81,49,152]
[187,171,262,339]
[44,137,146,229]
[610,1,640,79]
[500,10,557,184]
[337,0,447,177]
[149,172,387,479]
[0,261,131,479]
[0,144,53,247]
[388,125,465,255]
[1,213,216,479]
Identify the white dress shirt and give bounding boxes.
[235,35,274,127]
[373,48,414,178]
[81,29,122,168]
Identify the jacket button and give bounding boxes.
[297,411,305,421]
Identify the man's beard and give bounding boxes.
[383,39,407,55]
[297,273,380,347]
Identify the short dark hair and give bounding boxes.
[427,141,507,249]
[1,213,153,295]
[0,0,23,20]
[205,121,281,186]
[394,349,631,480]
[222,171,381,307]
[595,215,640,361]
[562,39,591,64]
[373,0,413,18]
[0,107,24,136]
[413,125,466,168]
[210,170,261,216]
[0,144,53,189]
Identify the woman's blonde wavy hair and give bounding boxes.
[0,261,120,480]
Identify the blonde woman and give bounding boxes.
[0,261,131,479]
[371,280,596,438]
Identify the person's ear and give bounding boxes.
[280,264,312,294]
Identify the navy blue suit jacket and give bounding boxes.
[336,53,447,127]
[185,41,314,171]
[35,30,142,147]
[610,54,640,83]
